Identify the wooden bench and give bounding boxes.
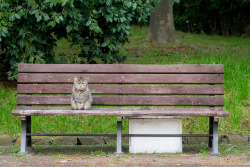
[11,64,228,155]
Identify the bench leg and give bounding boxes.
[20,118,27,153]
[20,116,32,153]
[115,117,123,154]
[211,117,220,156]
[26,116,32,148]
[208,117,214,151]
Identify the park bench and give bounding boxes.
[11,64,228,155]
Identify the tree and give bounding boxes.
[147,0,175,42]
[174,0,250,36]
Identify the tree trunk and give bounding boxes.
[147,0,175,42]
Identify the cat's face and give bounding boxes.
[74,77,88,90]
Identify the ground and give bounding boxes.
[1,153,249,167]
[0,144,249,167]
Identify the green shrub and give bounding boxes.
[0,0,159,79]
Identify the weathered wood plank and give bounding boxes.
[17,84,224,95]
[15,106,225,111]
[18,73,224,84]
[18,64,224,74]
[17,96,224,106]
[11,107,229,117]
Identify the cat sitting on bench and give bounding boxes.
[71,76,92,110]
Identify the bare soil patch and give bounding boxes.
[0,144,249,167]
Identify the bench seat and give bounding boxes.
[12,107,228,117]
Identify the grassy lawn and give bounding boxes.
[0,26,249,136]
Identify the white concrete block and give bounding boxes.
[129,118,182,153]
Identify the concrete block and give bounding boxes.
[31,136,53,145]
[187,137,208,145]
[103,136,129,146]
[129,118,182,153]
[78,136,129,146]
[0,134,13,146]
[14,136,21,146]
[54,136,77,145]
[122,137,129,146]
[103,136,116,145]
[182,137,188,144]
[219,135,229,144]
[227,134,248,145]
[15,136,53,146]
[77,136,103,145]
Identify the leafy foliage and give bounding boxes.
[174,0,250,36]
[0,0,159,79]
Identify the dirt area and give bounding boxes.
[0,145,249,167]
[1,153,249,167]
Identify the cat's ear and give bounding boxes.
[83,77,89,80]
[74,76,79,82]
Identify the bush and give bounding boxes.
[0,0,159,79]
[174,0,250,36]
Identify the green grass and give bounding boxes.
[0,146,4,155]
[219,143,250,157]
[0,25,249,136]
[0,84,20,135]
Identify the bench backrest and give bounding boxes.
[17,64,224,107]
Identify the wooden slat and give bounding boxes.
[17,84,224,95]
[18,74,224,84]
[11,107,229,117]
[18,64,224,74]
[14,106,225,111]
[17,96,224,106]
